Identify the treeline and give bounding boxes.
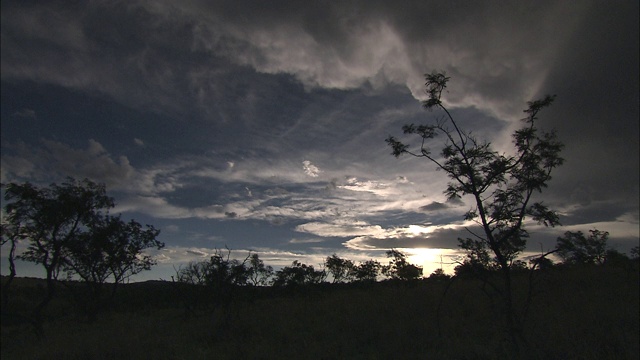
[174,229,639,291]
[174,248,423,289]
[454,229,639,277]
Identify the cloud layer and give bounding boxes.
[1,0,638,278]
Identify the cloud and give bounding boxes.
[1,0,589,123]
[0,139,135,189]
[289,238,325,244]
[419,202,448,212]
[296,221,385,238]
[164,224,180,232]
[419,197,465,212]
[302,160,321,177]
[12,108,36,119]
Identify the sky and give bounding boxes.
[1,0,638,281]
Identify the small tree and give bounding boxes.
[246,253,274,286]
[272,261,326,287]
[428,268,451,280]
[175,261,209,285]
[202,248,251,289]
[556,229,609,265]
[325,254,356,283]
[382,249,423,281]
[174,248,251,314]
[386,72,564,353]
[351,260,382,282]
[63,215,163,319]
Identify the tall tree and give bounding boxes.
[386,72,564,353]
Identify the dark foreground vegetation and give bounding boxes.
[2,265,638,360]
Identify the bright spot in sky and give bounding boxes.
[407,225,432,236]
[406,248,456,276]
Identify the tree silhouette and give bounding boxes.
[382,249,423,281]
[2,178,163,327]
[0,220,20,309]
[351,259,382,282]
[325,254,356,283]
[247,253,274,286]
[387,72,564,354]
[174,247,254,314]
[556,229,608,265]
[3,178,113,333]
[63,215,163,319]
[272,260,326,287]
[428,268,451,280]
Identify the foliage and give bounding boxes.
[173,250,272,314]
[386,72,564,354]
[428,268,451,280]
[353,260,382,282]
[201,248,252,288]
[272,260,326,287]
[556,229,609,265]
[382,249,423,280]
[64,215,162,282]
[246,253,274,286]
[1,178,163,326]
[174,248,252,289]
[5,179,113,279]
[387,72,563,273]
[325,254,356,283]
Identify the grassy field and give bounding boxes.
[1,266,638,359]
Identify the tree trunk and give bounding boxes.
[1,239,17,308]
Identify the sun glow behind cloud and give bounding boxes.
[405,248,459,277]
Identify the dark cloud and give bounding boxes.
[420,202,449,212]
[344,226,467,251]
[537,1,639,206]
[419,197,465,212]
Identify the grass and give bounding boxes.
[1,266,638,359]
